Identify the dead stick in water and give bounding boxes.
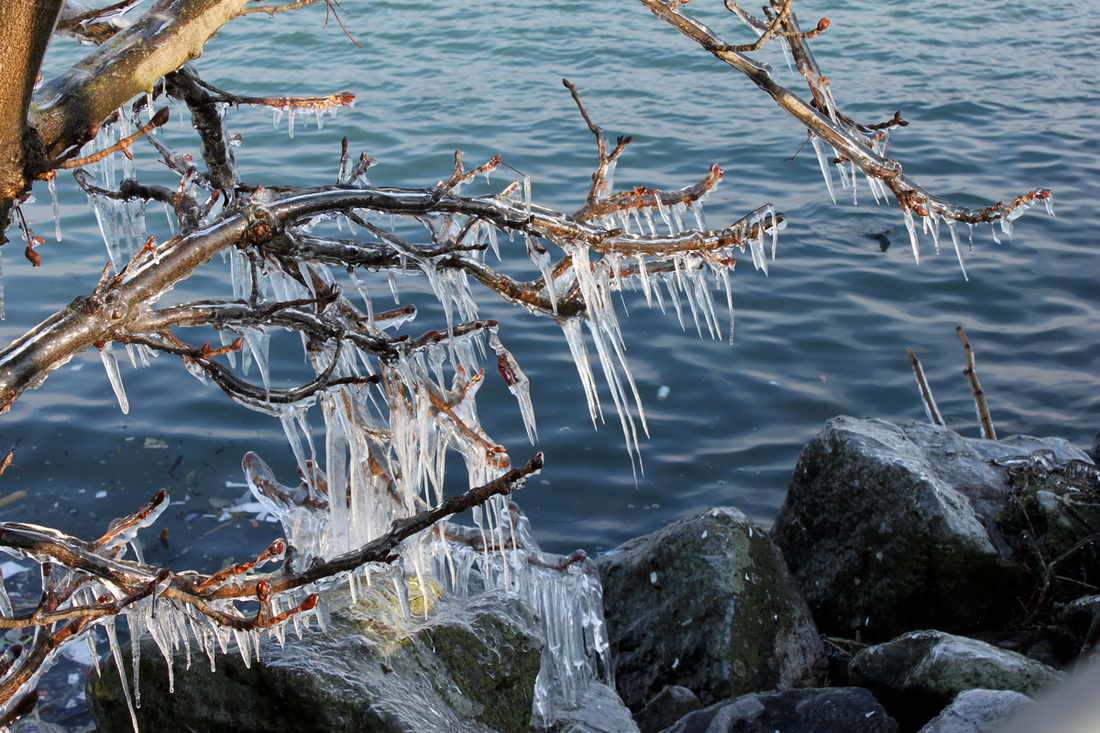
[957,326,996,439]
[906,347,943,426]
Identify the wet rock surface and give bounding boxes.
[549,680,640,733]
[916,689,1032,733]
[657,687,897,733]
[848,630,1062,731]
[773,417,1090,642]
[88,589,544,733]
[633,685,702,733]
[597,507,825,710]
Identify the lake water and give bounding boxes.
[6,0,1099,586]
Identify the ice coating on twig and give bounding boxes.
[489,331,537,443]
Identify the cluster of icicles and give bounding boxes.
[15,100,783,728]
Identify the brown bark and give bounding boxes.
[0,0,65,239]
[31,0,250,160]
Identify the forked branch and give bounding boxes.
[636,0,1053,263]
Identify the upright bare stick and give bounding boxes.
[957,326,996,440]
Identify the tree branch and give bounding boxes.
[636,0,1051,237]
[32,0,251,160]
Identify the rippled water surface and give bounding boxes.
[6,0,1099,576]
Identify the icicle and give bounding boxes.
[272,106,284,130]
[233,629,253,668]
[522,175,532,216]
[490,332,537,443]
[669,202,685,233]
[810,137,837,204]
[86,634,101,680]
[925,211,942,255]
[719,269,735,343]
[162,201,176,234]
[242,329,271,395]
[279,410,311,480]
[747,223,768,276]
[48,176,62,241]
[559,317,601,425]
[767,204,782,261]
[1000,204,1025,241]
[287,107,296,139]
[105,618,140,733]
[0,247,5,321]
[603,159,618,198]
[99,343,130,414]
[1043,196,1056,217]
[655,196,672,234]
[486,225,501,261]
[900,205,921,265]
[946,220,969,281]
[689,201,706,231]
[527,238,557,315]
[90,194,123,269]
[637,255,652,306]
[616,212,630,235]
[128,604,144,708]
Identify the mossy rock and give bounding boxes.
[88,588,543,733]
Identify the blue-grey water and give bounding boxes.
[6,0,1099,588]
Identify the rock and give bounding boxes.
[88,589,544,733]
[659,687,897,733]
[1055,595,1100,660]
[633,685,702,733]
[596,507,825,710]
[773,417,1090,641]
[848,630,1062,730]
[917,689,1032,733]
[550,681,640,733]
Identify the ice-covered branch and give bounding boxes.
[0,450,542,718]
[0,157,772,408]
[637,0,1053,268]
[3,50,782,722]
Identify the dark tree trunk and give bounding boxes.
[0,0,64,242]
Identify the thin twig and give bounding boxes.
[906,347,944,426]
[957,326,996,439]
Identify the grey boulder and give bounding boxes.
[88,589,544,733]
[849,630,1062,730]
[597,507,824,710]
[658,687,897,733]
[633,685,702,733]
[773,417,1090,642]
[918,689,1032,733]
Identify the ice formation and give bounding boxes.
[0,99,785,728]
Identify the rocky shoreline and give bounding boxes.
[77,416,1100,732]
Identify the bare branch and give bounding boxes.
[906,347,944,426]
[957,326,996,439]
[636,0,1052,239]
